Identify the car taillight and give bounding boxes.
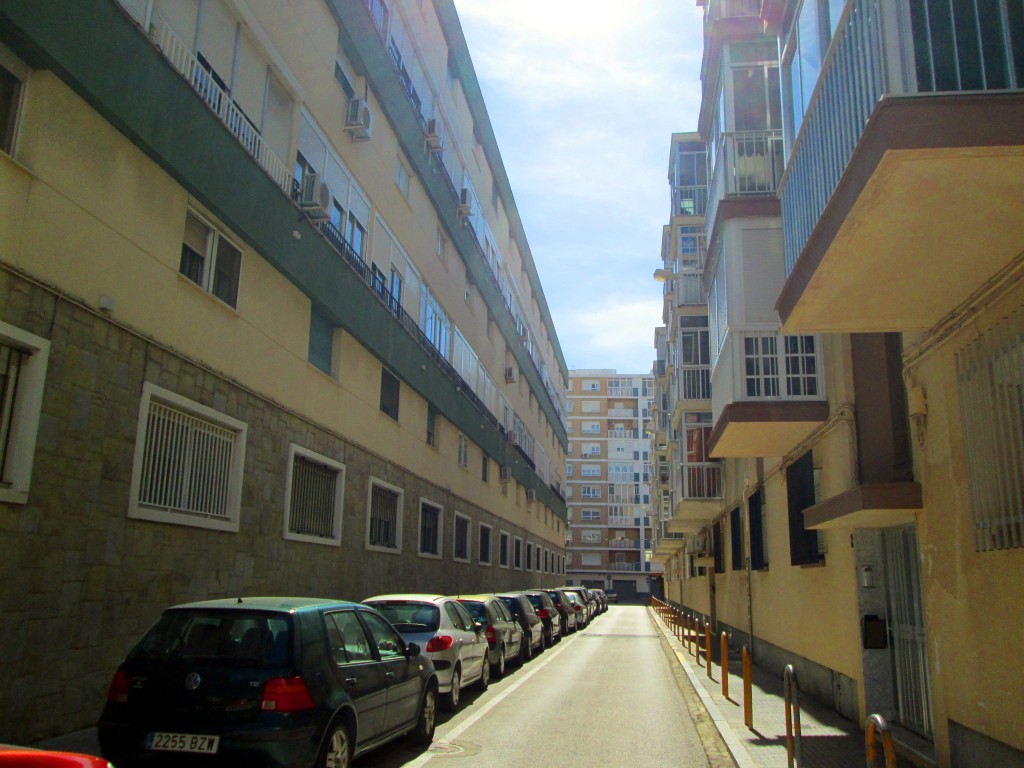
[106,670,130,704]
[485,625,496,644]
[261,677,314,712]
[537,609,548,620]
[426,635,454,652]
[573,605,582,613]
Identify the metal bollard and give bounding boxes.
[784,664,802,768]
[865,714,897,768]
[743,645,753,729]
[721,632,729,697]
[705,622,712,678]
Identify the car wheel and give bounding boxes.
[409,686,436,746]
[478,657,490,691]
[520,633,531,663]
[443,667,461,711]
[494,645,506,678]
[543,626,552,648]
[320,722,351,768]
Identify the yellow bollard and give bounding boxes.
[721,632,729,698]
[743,645,753,729]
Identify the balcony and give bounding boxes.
[706,130,784,239]
[777,0,1024,335]
[709,331,828,457]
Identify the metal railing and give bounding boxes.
[680,462,722,500]
[865,714,897,768]
[678,365,712,401]
[672,184,709,217]
[707,129,784,233]
[703,0,762,23]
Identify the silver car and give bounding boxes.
[364,594,489,711]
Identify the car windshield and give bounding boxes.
[524,594,544,610]
[128,609,292,666]
[368,601,440,632]
[458,601,487,623]
[497,596,520,616]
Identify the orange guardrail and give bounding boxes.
[865,714,897,768]
[743,645,753,729]
[784,664,802,767]
[721,632,729,697]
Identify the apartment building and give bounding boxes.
[565,370,654,601]
[0,0,568,743]
[656,1,1024,765]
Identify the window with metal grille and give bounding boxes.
[419,500,441,557]
[457,434,469,467]
[785,335,819,396]
[514,536,522,569]
[0,321,50,506]
[956,309,1024,551]
[744,334,780,397]
[130,384,246,532]
[367,479,402,551]
[284,446,344,545]
[499,530,510,567]
[479,523,492,565]
[453,513,470,562]
[180,210,242,308]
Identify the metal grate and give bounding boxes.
[138,401,236,519]
[369,484,399,549]
[420,502,440,555]
[288,455,339,540]
[956,309,1024,551]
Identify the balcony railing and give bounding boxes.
[678,366,712,401]
[672,185,709,217]
[151,15,292,194]
[707,130,784,233]
[703,0,762,23]
[680,462,722,500]
[608,429,640,439]
[608,516,641,527]
[608,408,639,418]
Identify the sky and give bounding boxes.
[451,1,706,376]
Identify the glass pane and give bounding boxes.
[212,238,241,307]
[734,67,768,131]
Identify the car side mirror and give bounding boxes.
[473,622,484,634]
[405,642,421,657]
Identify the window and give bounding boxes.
[284,445,345,545]
[0,322,50,505]
[744,334,780,398]
[566,464,574,477]
[514,536,523,569]
[129,383,247,532]
[713,521,724,574]
[582,422,601,434]
[581,400,600,413]
[581,486,601,499]
[479,523,492,565]
[787,451,823,565]
[453,513,470,562]
[360,610,406,660]
[366,478,402,552]
[333,61,355,100]
[380,368,400,420]
[581,464,601,477]
[436,227,448,265]
[418,499,442,558]
[458,434,469,468]
[481,454,489,482]
[957,309,1024,551]
[730,506,744,570]
[180,210,242,308]
[784,335,819,396]
[581,530,602,544]
[581,510,601,522]
[749,489,768,570]
[395,158,410,198]
[325,610,373,664]
[426,407,437,447]
[499,530,510,567]
[1,47,27,154]
[526,542,533,570]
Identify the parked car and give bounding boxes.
[0,747,113,767]
[560,587,595,625]
[577,587,600,619]
[591,588,608,614]
[604,589,619,604]
[562,590,588,629]
[492,593,544,661]
[523,590,561,647]
[98,597,438,768]
[363,594,488,711]
[544,588,578,635]
[455,595,523,678]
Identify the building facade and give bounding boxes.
[0,0,568,743]
[565,370,654,601]
[655,1,1024,766]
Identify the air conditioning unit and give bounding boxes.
[345,98,373,140]
[457,188,472,219]
[300,173,332,220]
[424,119,443,151]
[499,466,511,483]
[504,366,517,383]
[506,431,519,446]
[526,489,537,503]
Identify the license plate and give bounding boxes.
[146,732,220,754]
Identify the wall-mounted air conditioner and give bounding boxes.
[345,98,373,140]
[504,366,517,383]
[425,119,443,151]
[300,173,332,220]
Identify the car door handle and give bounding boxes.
[344,678,357,686]
[385,671,395,681]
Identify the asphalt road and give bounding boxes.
[365,605,728,767]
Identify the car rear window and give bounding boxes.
[368,601,440,633]
[497,596,519,617]
[128,609,292,667]
[458,601,487,623]
[525,594,544,610]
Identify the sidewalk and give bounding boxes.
[649,607,869,768]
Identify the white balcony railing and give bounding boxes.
[679,462,722,500]
[720,330,824,402]
[150,15,292,194]
[706,129,784,234]
[678,365,712,401]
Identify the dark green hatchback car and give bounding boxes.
[98,597,438,767]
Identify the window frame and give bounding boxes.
[0,321,50,505]
[379,367,400,421]
[417,497,443,559]
[478,522,492,565]
[180,208,243,309]
[365,476,403,554]
[513,536,523,569]
[128,382,248,532]
[283,444,345,546]
[453,511,471,563]
[499,530,510,568]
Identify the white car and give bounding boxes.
[364,594,489,711]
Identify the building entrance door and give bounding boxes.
[882,525,933,737]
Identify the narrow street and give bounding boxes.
[364,606,730,767]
